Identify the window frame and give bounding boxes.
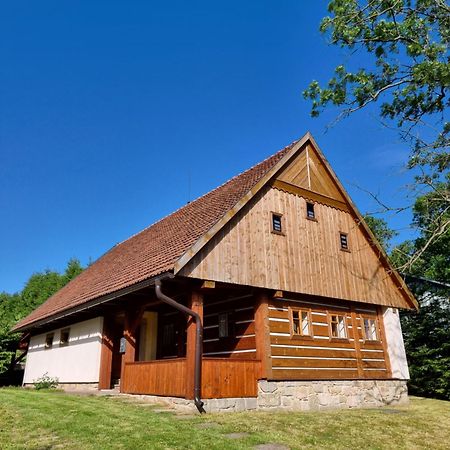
[328,313,349,340]
[306,202,317,221]
[339,232,350,252]
[59,328,70,347]
[361,315,379,342]
[45,333,54,349]
[289,307,313,339]
[218,311,235,339]
[271,212,285,236]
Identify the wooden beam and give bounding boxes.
[98,316,113,390]
[254,291,272,379]
[119,307,146,391]
[185,290,203,399]
[200,280,215,290]
[350,306,364,378]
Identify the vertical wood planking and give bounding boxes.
[180,186,408,309]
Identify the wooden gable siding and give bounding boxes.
[276,144,346,203]
[180,184,408,308]
[268,296,390,380]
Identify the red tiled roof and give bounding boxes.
[14,140,298,330]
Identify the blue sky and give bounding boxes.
[0,1,416,293]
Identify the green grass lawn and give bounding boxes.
[0,388,449,450]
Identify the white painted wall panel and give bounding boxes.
[383,307,410,380]
[23,316,103,384]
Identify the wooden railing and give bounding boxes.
[121,358,187,397]
[121,358,261,398]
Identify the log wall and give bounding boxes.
[268,296,391,380]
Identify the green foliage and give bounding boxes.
[391,178,450,400]
[402,293,450,400]
[33,372,59,390]
[0,259,84,375]
[304,0,449,181]
[363,214,398,251]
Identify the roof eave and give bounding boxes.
[12,271,174,333]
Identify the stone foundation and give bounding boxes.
[98,380,408,413]
[257,379,409,411]
[27,379,407,413]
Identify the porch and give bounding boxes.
[121,358,261,398]
[97,278,269,402]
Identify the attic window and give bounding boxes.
[45,333,54,349]
[340,232,349,251]
[60,328,70,346]
[271,213,284,235]
[306,202,316,220]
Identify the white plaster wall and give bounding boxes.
[23,316,104,384]
[383,307,410,379]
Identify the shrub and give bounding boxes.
[33,372,59,390]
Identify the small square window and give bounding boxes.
[271,213,283,234]
[45,333,54,349]
[60,328,70,346]
[330,314,347,339]
[340,233,349,250]
[363,318,378,341]
[291,309,312,337]
[306,202,315,220]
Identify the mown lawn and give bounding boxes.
[0,388,449,449]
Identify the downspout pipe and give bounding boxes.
[154,279,205,413]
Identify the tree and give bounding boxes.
[363,214,398,251]
[304,0,450,267]
[391,179,450,400]
[0,259,84,376]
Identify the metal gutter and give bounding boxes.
[154,278,205,413]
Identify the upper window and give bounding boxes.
[45,333,54,349]
[340,232,349,251]
[271,213,284,235]
[330,314,347,339]
[306,202,316,220]
[290,309,312,337]
[363,317,378,341]
[60,328,70,346]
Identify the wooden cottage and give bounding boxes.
[14,133,417,412]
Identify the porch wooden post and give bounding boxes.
[120,308,144,392]
[185,290,203,399]
[98,316,113,390]
[254,290,272,379]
